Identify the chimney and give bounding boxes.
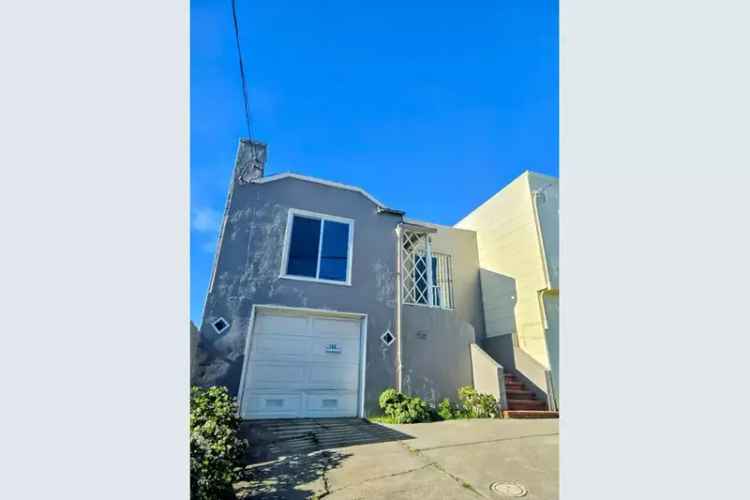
[234,138,267,185]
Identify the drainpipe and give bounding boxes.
[530,186,553,361]
[395,225,404,392]
[531,187,552,292]
[531,184,559,409]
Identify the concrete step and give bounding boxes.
[503,410,559,419]
[506,399,547,410]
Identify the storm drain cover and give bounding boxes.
[490,481,527,497]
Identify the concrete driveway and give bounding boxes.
[234,418,558,500]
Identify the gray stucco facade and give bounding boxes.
[400,222,485,404]
[194,159,487,414]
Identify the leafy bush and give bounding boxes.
[378,388,432,423]
[457,386,499,419]
[437,398,459,420]
[191,386,248,500]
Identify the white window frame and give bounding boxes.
[280,208,355,286]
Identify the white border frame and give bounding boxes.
[279,208,355,286]
[237,304,369,419]
[380,329,395,346]
[211,316,230,335]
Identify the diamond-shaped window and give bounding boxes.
[381,330,395,346]
[212,317,229,334]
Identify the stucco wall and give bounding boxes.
[399,222,486,404]
[196,175,488,414]
[529,172,559,402]
[455,172,551,367]
[401,308,476,405]
[195,176,403,414]
[470,344,506,407]
[528,173,559,290]
[543,292,559,402]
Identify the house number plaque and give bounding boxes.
[325,344,342,354]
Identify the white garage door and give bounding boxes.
[240,310,363,419]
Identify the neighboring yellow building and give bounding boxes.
[456,171,559,406]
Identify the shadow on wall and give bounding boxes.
[478,268,518,370]
[477,270,550,403]
[191,316,249,395]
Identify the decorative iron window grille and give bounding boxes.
[400,229,454,309]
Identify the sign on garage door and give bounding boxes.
[240,309,363,419]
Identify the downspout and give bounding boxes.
[395,225,404,392]
[531,183,559,410]
[531,187,552,292]
[530,186,553,361]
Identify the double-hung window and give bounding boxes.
[281,209,354,285]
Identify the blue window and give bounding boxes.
[286,216,321,278]
[319,221,350,281]
[284,211,353,284]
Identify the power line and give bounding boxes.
[231,0,252,139]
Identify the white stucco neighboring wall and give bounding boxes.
[456,171,558,369]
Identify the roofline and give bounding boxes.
[454,170,557,228]
[398,221,438,234]
[251,172,404,215]
[403,217,475,234]
[524,170,559,183]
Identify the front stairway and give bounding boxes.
[502,371,559,419]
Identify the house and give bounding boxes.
[193,139,558,419]
[457,172,559,408]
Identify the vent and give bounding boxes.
[211,317,229,335]
[381,330,395,346]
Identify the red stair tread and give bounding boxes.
[503,410,559,419]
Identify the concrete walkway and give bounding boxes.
[234,418,558,499]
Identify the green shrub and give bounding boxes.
[191,386,248,500]
[378,388,405,412]
[457,386,499,419]
[378,388,432,423]
[437,398,459,420]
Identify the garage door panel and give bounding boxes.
[311,317,360,336]
[304,392,358,418]
[247,362,306,389]
[242,393,302,419]
[241,311,362,419]
[250,335,310,361]
[308,363,359,390]
[308,337,360,363]
[254,314,308,335]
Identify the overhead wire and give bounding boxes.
[231,0,253,139]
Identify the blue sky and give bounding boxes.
[191,0,558,323]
